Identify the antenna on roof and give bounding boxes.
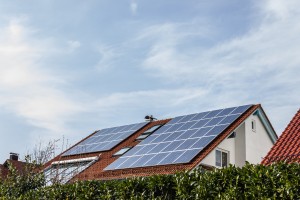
[145,115,157,122]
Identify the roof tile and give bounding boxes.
[262,109,300,164]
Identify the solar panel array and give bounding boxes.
[63,122,148,156]
[105,105,252,170]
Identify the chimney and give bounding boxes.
[9,152,19,161]
[145,115,157,122]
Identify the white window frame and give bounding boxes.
[135,124,162,141]
[215,149,229,167]
[113,147,131,157]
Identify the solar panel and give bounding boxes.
[63,122,148,156]
[105,104,252,170]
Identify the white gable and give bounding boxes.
[200,108,276,168]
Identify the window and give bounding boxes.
[228,131,236,139]
[135,134,149,140]
[251,120,256,132]
[144,124,162,134]
[113,147,131,156]
[136,124,162,140]
[216,149,228,167]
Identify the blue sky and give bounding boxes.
[0,0,299,163]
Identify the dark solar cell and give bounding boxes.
[121,125,132,132]
[163,131,185,142]
[176,129,198,140]
[148,142,171,154]
[135,144,157,155]
[219,114,240,125]
[112,126,125,133]
[173,149,200,164]
[160,140,182,152]
[190,127,212,138]
[119,131,134,139]
[175,138,199,151]
[190,111,210,121]
[153,125,172,135]
[91,136,104,144]
[100,134,113,141]
[151,134,171,144]
[190,119,211,129]
[131,154,155,168]
[216,107,236,117]
[145,153,169,166]
[142,134,160,143]
[204,109,223,119]
[124,145,144,156]
[205,124,228,137]
[205,116,225,127]
[167,116,185,125]
[231,104,251,115]
[96,128,109,136]
[159,151,185,165]
[105,157,127,170]
[178,114,198,123]
[177,121,198,131]
[117,156,141,169]
[166,123,185,132]
[191,136,215,149]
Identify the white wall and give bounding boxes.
[200,113,274,168]
[234,123,246,167]
[244,114,274,164]
[201,129,237,167]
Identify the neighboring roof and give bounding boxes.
[0,164,8,179]
[0,159,28,179]
[44,104,269,182]
[262,109,300,164]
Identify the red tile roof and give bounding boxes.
[90,104,259,180]
[262,109,300,164]
[0,159,28,179]
[0,164,8,179]
[44,104,260,181]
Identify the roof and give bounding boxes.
[44,104,270,182]
[262,109,300,164]
[0,159,28,179]
[0,164,8,179]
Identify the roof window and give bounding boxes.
[136,124,162,140]
[113,147,131,156]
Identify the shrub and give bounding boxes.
[1,162,299,199]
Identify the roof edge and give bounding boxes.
[253,106,278,143]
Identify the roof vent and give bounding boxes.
[145,115,157,122]
[9,152,19,161]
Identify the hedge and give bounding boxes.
[1,162,299,199]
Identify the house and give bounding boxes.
[262,109,300,164]
[0,153,27,180]
[43,104,277,184]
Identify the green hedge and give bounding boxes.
[1,162,300,199]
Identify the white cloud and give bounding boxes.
[67,40,81,51]
[94,44,120,71]
[0,18,82,135]
[138,1,300,83]
[136,0,300,133]
[130,0,138,15]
